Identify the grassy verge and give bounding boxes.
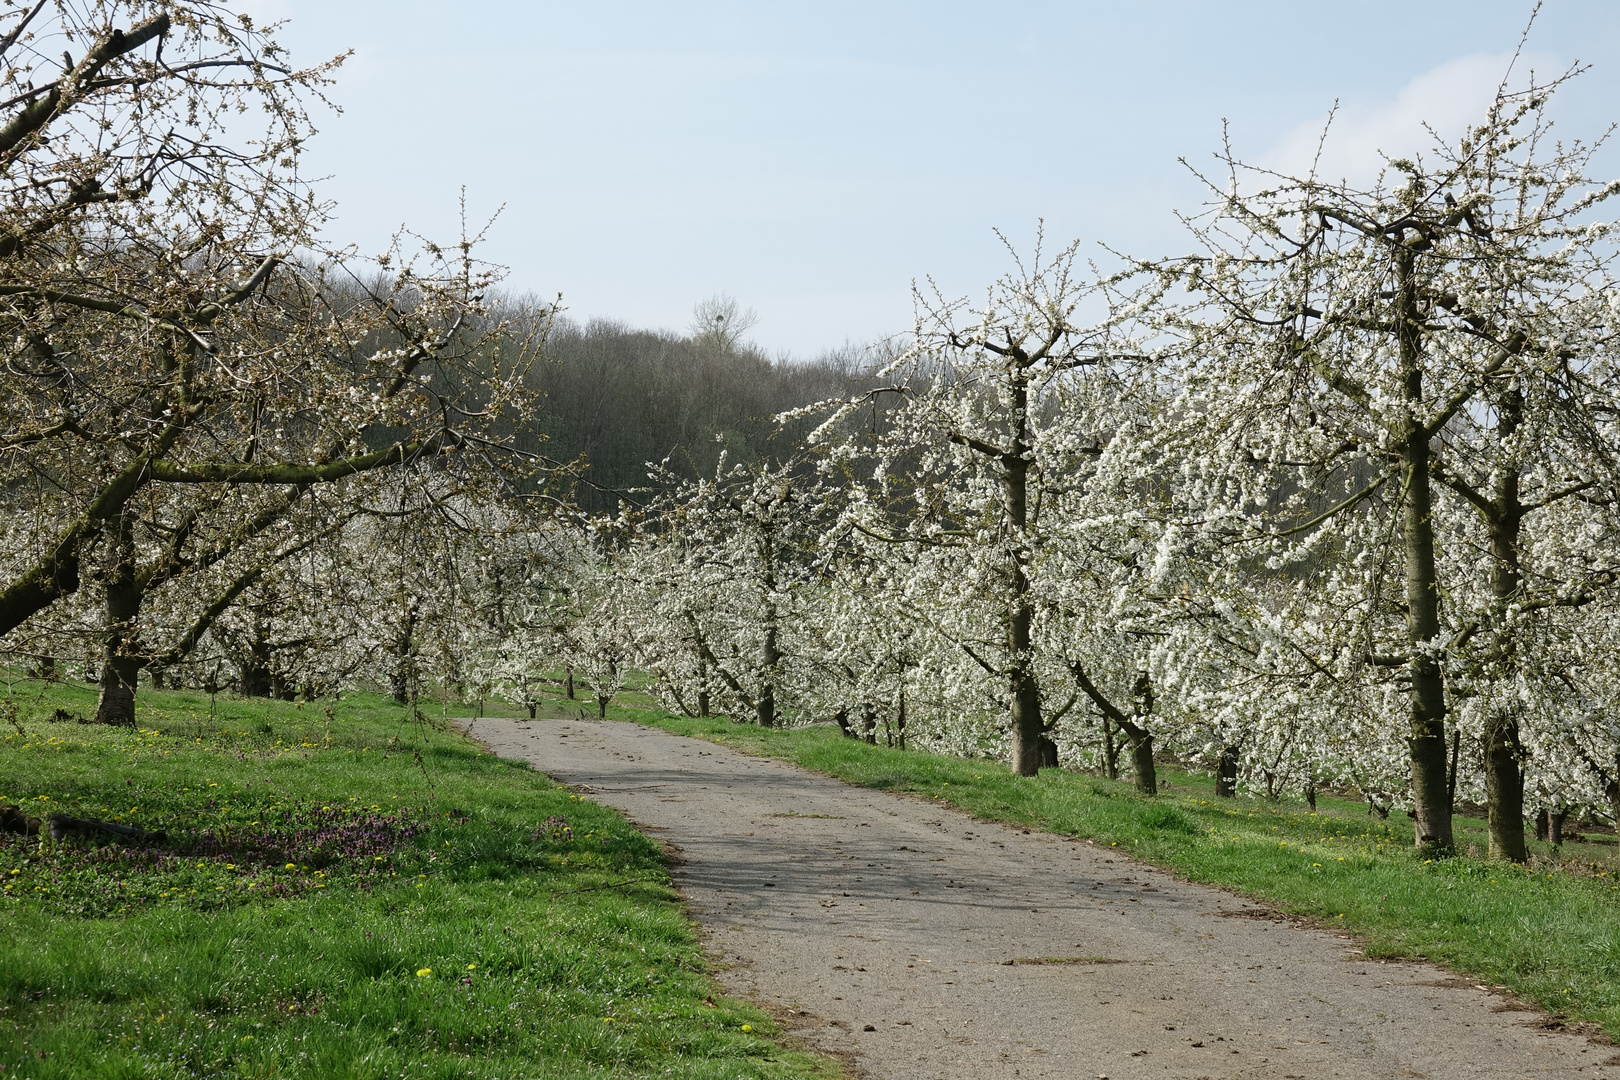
[0,679,835,1079]
[557,697,1620,1041]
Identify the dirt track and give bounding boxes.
[462,716,1614,1079]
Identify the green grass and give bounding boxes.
[593,703,1620,1041]
[0,678,836,1079]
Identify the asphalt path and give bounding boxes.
[461,716,1614,1080]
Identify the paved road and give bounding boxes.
[462,716,1613,1080]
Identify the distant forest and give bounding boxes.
[527,310,872,514]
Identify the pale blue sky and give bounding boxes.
[260,1,1620,355]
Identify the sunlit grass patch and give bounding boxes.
[0,681,836,1079]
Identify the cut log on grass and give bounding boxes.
[46,813,166,845]
[0,805,41,836]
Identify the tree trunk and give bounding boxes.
[1606,771,1620,836]
[1102,716,1119,780]
[1127,727,1157,796]
[1534,807,1549,842]
[1215,745,1240,798]
[389,604,417,705]
[565,667,575,700]
[1305,778,1317,813]
[1396,250,1453,854]
[1125,671,1157,795]
[861,702,876,745]
[95,659,139,727]
[1481,382,1528,860]
[1447,728,1461,813]
[1009,653,1042,776]
[1038,736,1059,769]
[1550,807,1568,847]
[597,695,608,719]
[755,678,777,729]
[696,649,711,717]
[1005,446,1042,776]
[896,688,907,750]
[1071,661,1148,788]
[1484,716,1527,861]
[240,626,272,698]
[755,531,781,729]
[94,513,142,728]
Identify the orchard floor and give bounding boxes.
[461,715,1613,1080]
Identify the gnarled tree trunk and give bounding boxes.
[94,513,142,727]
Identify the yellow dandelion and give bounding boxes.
[416,968,432,977]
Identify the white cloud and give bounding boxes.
[1260,51,1557,186]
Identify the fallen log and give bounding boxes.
[0,804,41,836]
[47,813,166,845]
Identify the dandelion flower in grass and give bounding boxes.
[741,1024,753,1032]
[416,968,432,977]
[285,863,296,870]
[467,963,477,970]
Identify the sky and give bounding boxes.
[252,1,1620,357]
